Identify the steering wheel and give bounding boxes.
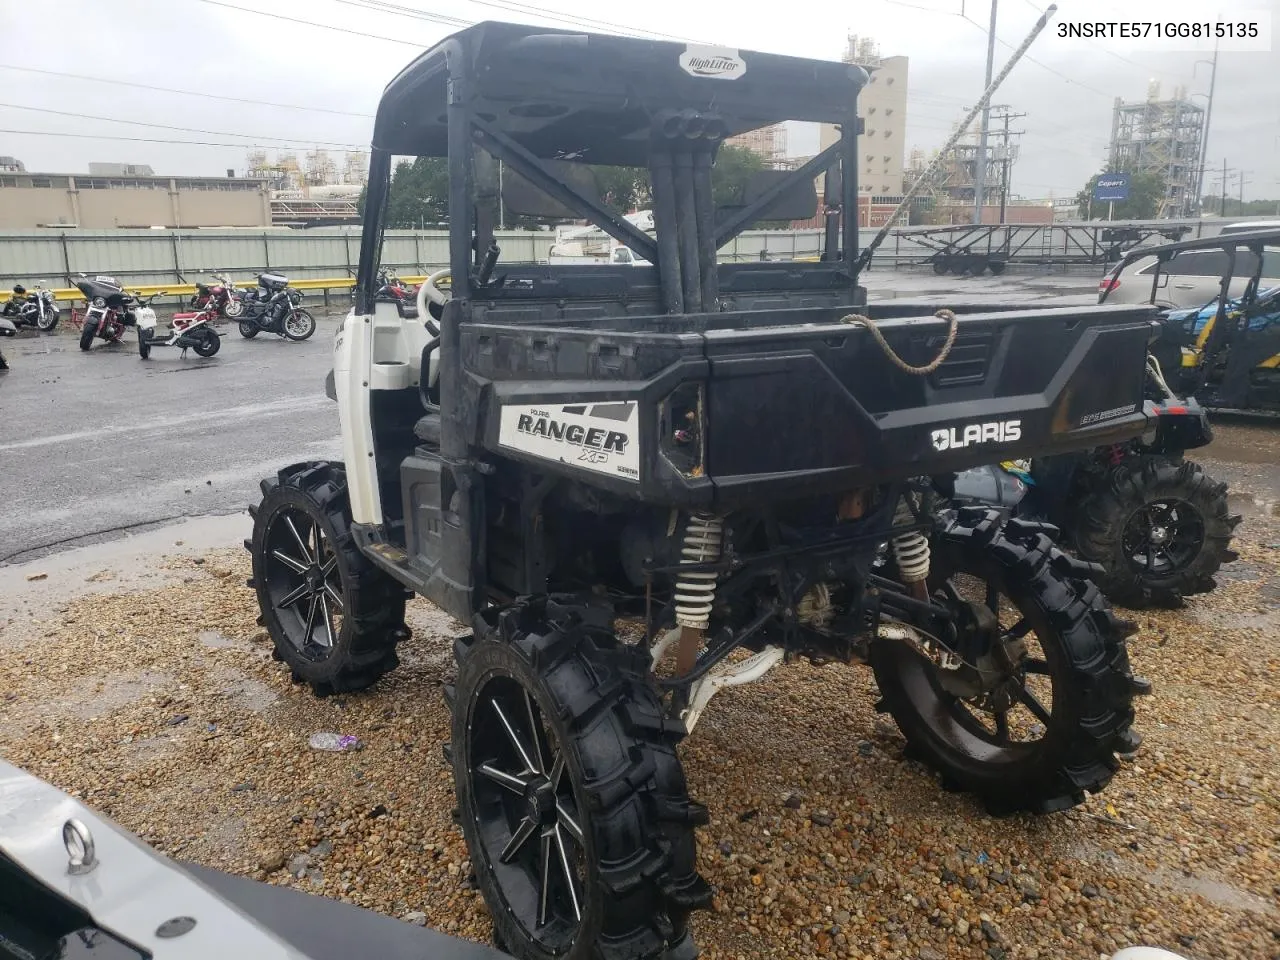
[415,269,450,336]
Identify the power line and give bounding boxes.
[193,0,429,45]
[0,66,375,118]
[326,0,469,28]
[0,102,365,149]
[958,14,1112,97]
[0,128,365,150]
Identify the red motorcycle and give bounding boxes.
[374,269,415,301]
[73,274,168,350]
[190,273,245,318]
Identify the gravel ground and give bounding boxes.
[1,470,1277,960]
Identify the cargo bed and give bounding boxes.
[459,300,1158,507]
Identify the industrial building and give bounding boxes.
[1108,82,1204,219]
[725,124,790,166]
[819,35,909,199]
[0,163,272,229]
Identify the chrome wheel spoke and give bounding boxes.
[277,580,311,610]
[537,830,553,928]
[284,515,314,565]
[303,595,319,640]
[556,800,584,846]
[477,763,528,795]
[271,549,309,575]
[553,825,582,922]
[499,816,539,864]
[491,700,538,774]
[324,581,345,612]
[318,594,335,647]
[523,689,545,774]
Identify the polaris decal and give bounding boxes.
[499,402,641,482]
[931,419,1022,452]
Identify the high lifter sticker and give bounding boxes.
[498,401,641,482]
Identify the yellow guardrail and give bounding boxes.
[41,276,441,303]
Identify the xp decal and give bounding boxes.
[499,401,641,481]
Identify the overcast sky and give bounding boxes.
[1,0,1276,201]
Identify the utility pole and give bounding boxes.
[1221,158,1229,216]
[1235,170,1252,213]
[1193,42,1218,214]
[972,0,999,224]
[990,106,1026,224]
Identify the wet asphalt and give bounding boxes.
[0,268,1275,567]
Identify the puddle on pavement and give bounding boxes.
[1068,839,1277,918]
[49,669,173,722]
[1228,492,1280,519]
[198,629,247,650]
[208,667,279,713]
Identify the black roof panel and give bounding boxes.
[372,22,868,165]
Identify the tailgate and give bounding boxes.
[701,304,1156,503]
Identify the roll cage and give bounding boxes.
[354,22,870,316]
[1102,227,1280,406]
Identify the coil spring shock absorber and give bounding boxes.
[891,494,931,600]
[673,513,724,673]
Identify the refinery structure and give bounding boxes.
[246,149,370,225]
[1107,81,1205,219]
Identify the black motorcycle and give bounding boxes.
[1,283,60,333]
[236,273,316,341]
[0,315,15,370]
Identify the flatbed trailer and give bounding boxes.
[881,221,1200,275]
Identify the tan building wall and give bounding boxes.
[0,175,270,229]
[820,40,908,198]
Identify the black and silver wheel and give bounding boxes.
[37,310,59,333]
[932,257,951,275]
[224,298,245,318]
[871,508,1150,815]
[283,308,316,341]
[239,320,259,338]
[1074,456,1240,608]
[79,318,98,351]
[248,461,407,695]
[451,598,711,960]
[193,329,221,358]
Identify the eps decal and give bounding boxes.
[499,401,641,482]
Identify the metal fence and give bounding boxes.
[0,227,865,290]
[0,219,1249,293]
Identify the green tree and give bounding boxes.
[710,144,767,209]
[1075,170,1166,220]
[592,165,651,214]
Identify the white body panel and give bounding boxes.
[336,301,438,526]
[0,759,306,959]
[135,306,158,330]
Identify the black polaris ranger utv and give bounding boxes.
[249,23,1155,960]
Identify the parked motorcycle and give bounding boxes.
[73,274,163,351]
[1,283,60,333]
[0,315,15,370]
[138,298,221,359]
[237,272,316,341]
[191,272,245,318]
[374,268,414,301]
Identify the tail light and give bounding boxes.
[1098,277,1120,294]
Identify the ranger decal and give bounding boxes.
[499,401,641,482]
